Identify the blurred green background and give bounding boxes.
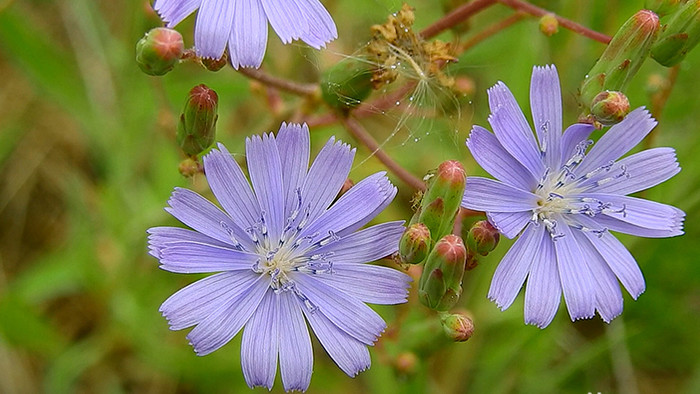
[0,0,698,392]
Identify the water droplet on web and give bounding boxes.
[395,101,401,106]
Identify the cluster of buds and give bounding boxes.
[651,0,700,66]
[579,10,659,126]
[399,161,468,311]
[366,4,456,89]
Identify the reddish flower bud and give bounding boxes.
[177,84,218,156]
[539,13,559,37]
[440,312,474,342]
[467,220,501,256]
[136,27,184,76]
[590,91,631,125]
[399,223,432,264]
[394,352,419,375]
[580,10,659,109]
[419,161,466,240]
[419,235,467,311]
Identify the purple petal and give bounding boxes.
[246,133,285,240]
[466,125,536,190]
[229,0,268,69]
[487,82,545,178]
[574,216,645,298]
[486,211,531,239]
[553,214,596,321]
[303,307,370,377]
[292,0,337,48]
[582,147,680,195]
[523,229,560,328]
[560,123,595,164]
[203,144,261,236]
[530,65,562,169]
[241,290,278,390]
[293,274,386,345]
[488,223,542,310]
[586,214,682,238]
[462,177,539,212]
[156,240,259,273]
[186,277,270,356]
[165,188,244,247]
[313,221,404,265]
[261,0,304,44]
[147,226,231,259]
[276,123,310,221]
[575,193,684,232]
[278,291,313,392]
[194,0,234,58]
[300,172,396,240]
[159,271,258,330]
[154,0,201,27]
[576,108,657,176]
[312,264,411,305]
[572,231,623,323]
[300,137,355,226]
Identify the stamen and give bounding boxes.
[536,168,551,191]
[219,221,243,250]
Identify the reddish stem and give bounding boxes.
[340,116,425,191]
[420,0,497,39]
[237,67,319,96]
[498,0,611,44]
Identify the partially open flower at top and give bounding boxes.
[462,65,684,328]
[153,0,337,69]
[148,123,410,391]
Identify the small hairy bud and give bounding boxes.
[466,220,501,256]
[201,51,228,72]
[178,158,202,178]
[136,27,184,76]
[399,223,431,264]
[440,312,475,342]
[539,13,559,37]
[177,85,218,156]
[590,91,631,125]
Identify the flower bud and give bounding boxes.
[651,0,700,66]
[440,312,474,342]
[466,220,500,256]
[201,51,228,72]
[394,352,419,375]
[580,10,660,108]
[590,91,631,125]
[178,158,203,177]
[539,13,559,37]
[136,27,184,76]
[419,235,467,311]
[416,197,445,241]
[321,60,374,111]
[645,0,681,16]
[177,85,218,156]
[420,161,467,240]
[399,223,432,264]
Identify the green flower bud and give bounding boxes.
[419,235,467,311]
[399,223,432,264]
[177,84,218,156]
[539,13,559,37]
[651,0,700,66]
[416,197,445,241]
[590,91,631,125]
[440,312,474,342]
[645,0,681,16]
[580,10,660,108]
[136,27,184,76]
[321,60,373,111]
[466,220,500,256]
[420,161,467,240]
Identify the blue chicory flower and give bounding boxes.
[148,123,410,391]
[153,0,337,69]
[462,65,685,328]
